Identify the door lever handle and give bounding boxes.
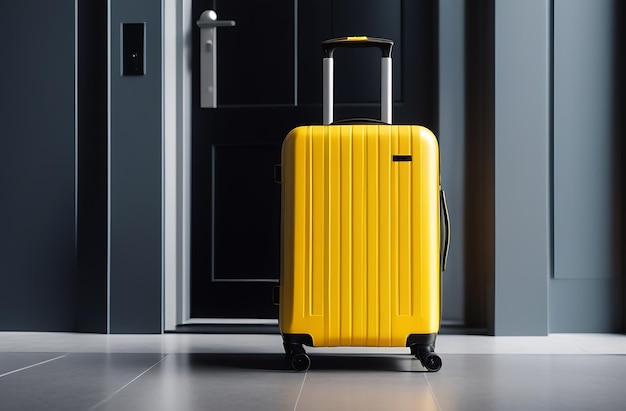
[196,10,236,108]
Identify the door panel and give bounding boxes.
[191,0,438,319]
[212,144,281,281]
[216,0,295,105]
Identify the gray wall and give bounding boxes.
[0,0,163,334]
[440,0,624,334]
[0,0,621,334]
[493,0,624,333]
[0,1,77,331]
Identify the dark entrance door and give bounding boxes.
[190,0,438,319]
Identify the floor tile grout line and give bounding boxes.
[0,353,70,378]
[423,373,443,411]
[292,370,308,411]
[87,354,169,411]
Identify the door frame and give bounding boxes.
[163,0,458,330]
[163,0,188,331]
[163,0,279,330]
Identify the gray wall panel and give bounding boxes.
[109,0,162,333]
[0,2,76,331]
[494,0,550,335]
[439,0,466,325]
[549,0,623,333]
[553,0,614,280]
[550,279,619,333]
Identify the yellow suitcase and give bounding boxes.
[278,37,450,372]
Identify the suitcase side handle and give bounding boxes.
[440,187,451,272]
[322,36,394,125]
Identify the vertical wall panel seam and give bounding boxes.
[160,0,165,332]
[547,0,555,280]
[106,0,112,334]
[74,0,78,280]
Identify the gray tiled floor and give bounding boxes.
[0,332,624,410]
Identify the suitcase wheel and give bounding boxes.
[411,344,442,372]
[419,352,442,372]
[283,342,311,371]
[290,352,311,372]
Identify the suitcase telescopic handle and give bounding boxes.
[321,36,394,125]
[321,36,393,58]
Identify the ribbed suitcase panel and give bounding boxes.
[280,124,440,347]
